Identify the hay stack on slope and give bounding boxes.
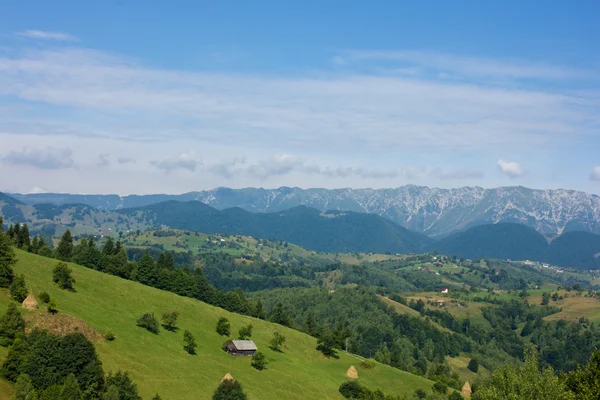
[462,381,472,397]
[221,373,234,383]
[345,365,358,379]
[22,294,38,310]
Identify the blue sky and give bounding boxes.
[0,1,599,194]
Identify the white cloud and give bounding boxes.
[338,50,592,80]
[16,30,78,42]
[97,154,109,167]
[151,151,200,173]
[0,47,597,156]
[497,159,524,179]
[591,166,600,181]
[2,146,75,169]
[117,157,135,164]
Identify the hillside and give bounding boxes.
[11,185,600,236]
[432,223,549,261]
[120,202,432,254]
[0,249,435,399]
[547,231,600,269]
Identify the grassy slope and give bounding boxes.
[0,250,435,400]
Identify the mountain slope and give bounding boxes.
[548,231,600,269]
[0,249,435,399]
[121,202,432,254]
[12,185,600,236]
[431,223,549,261]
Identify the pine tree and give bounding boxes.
[16,224,31,251]
[56,230,74,262]
[0,302,26,346]
[0,219,16,288]
[14,374,37,400]
[60,373,83,400]
[133,252,157,286]
[183,330,197,355]
[10,274,28,302]
[102,237,115,256]
[53,262,75,290]
[253,299,266,319]
[303,312,318,336]
[270,302,292,327]
[316,324,338,358]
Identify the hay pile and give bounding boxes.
[221,373,234,383]
[345,365,358,379]
[462,381,472,397]
[22,294,38,310]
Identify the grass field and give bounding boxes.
[0,250,436,399]
[123,229,404,266]
[526,290,600,322]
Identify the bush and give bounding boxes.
[359,359,376,369]
[251,352,267,370]
[339,381,364,398]
[432,381,448,394]
[47,299,58,314]
[136,313,159,334]
[52,262,75,290]
[161,311,180,331]
[448,392,464,400]
[269,332,286,352]
[9,274,27,302]
[39,292,51,303]
[183,330,197,355]
[238,324,253,340]
[468,358,479,373]
[105,330,116,341]
[216,317,230,336]
[212,379,247,400]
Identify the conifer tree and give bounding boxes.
[10,274,28,302]
[60,374,83,400]
[56,230,74,262]
[0,302,26,346]
[133,252,157,286]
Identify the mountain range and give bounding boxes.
[2,190,600,269]
[11,185,600,236]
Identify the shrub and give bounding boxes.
[359,359,377,369]
[212,379,247,400]
[467,358,479,373]
[183,330,197,355]
[269,332,286,352]
[216,317,230,336]
[52,262,75,290]
[432,381,448,394]
[47,299,58,314]
[9,274,27,302]
[161,311,180,331]
[339,381,364,399]
[448,392,464,400]
[136,313,159,334]
[238,324,253,340]
[39,292,51,303]
[105,330,116,341]
[251,352,267,371]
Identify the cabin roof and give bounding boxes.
[230,340,258,351]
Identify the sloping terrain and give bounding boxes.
[0,250,435,399]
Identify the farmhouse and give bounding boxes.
[441,288,449,294]
[225,340,258,356]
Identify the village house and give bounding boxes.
[225,340,258,356]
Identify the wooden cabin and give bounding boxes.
[226,340,258,356]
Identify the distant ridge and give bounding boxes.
[11,185,600,236]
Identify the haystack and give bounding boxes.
[221,373,234,383]
[461,381,472,397]
[22,294,38,310]
[345,365,358,379]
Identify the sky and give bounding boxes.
[0,0,599,195]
